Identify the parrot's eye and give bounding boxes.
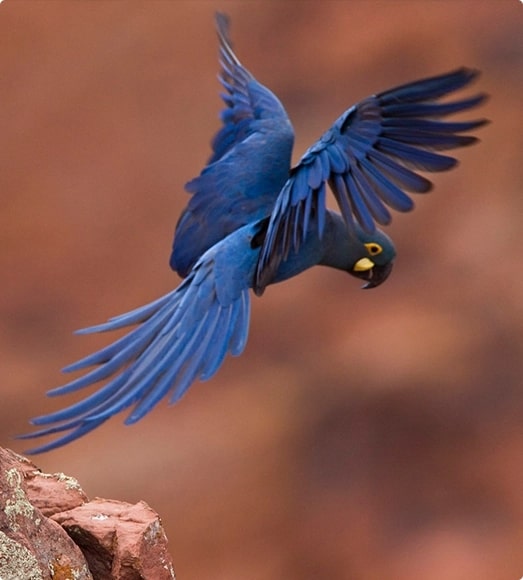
[364,242,383,256]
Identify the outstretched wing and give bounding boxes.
[170,13,294,277]
[254,68,488,294]
[20,223,262,453]
[208,12,289,164]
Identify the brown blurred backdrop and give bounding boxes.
[1,1,523,579]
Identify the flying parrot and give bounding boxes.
[22,13,487,452]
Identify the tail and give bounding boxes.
[20,258,251,453]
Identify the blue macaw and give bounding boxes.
[22,13,487,452]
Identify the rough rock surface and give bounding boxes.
[52,499,176,580]
[0,447,175,579]
[0,447,91,580]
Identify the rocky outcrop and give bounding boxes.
[0,447,175,579]
[52,499,176,580]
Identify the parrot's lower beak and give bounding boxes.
[361,261,394,289]
[352,260,393,289]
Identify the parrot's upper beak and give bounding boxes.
[352,260,394,289]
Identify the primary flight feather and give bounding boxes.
[22,13,487,452]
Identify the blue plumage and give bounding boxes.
[21,13,487,452]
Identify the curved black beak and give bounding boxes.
[352,261,394,289]
[362,261,393,289]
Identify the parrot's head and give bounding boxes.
[350,227,396,289]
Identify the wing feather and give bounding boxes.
[170,13,294,277]
[254,68,487,293]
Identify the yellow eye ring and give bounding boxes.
[364,242,383,256]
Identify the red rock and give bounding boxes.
[0,447,176,579]
[22,466,89,518]
[52,498,176,580]
[0,447,92,579]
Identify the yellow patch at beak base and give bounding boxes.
[353,257,374,272]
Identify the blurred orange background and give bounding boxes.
[1,1,522,579]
